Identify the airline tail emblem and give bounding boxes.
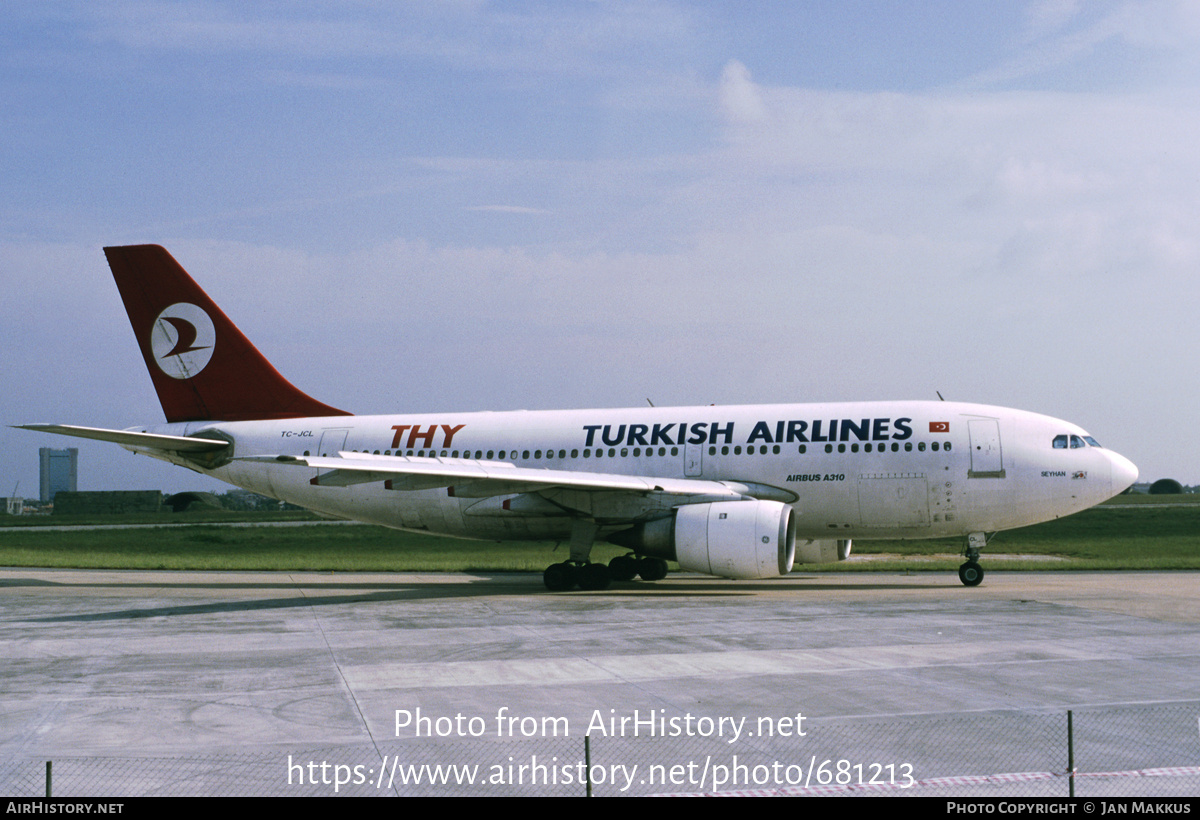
[105,245,350,423]
[151,303,215,379]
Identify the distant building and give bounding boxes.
[39,447,78,503]
[52,491,161,516]
[1149,478,1184,495]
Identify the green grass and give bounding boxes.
[0,516,627,572]
[0,509,325,527]
[1,496,1197,572]
[1091,492,1200,506]
[812,497,1200,572]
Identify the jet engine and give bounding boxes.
[609,499,796,579]
[795,538,852,564]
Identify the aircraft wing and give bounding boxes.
[241,451,747,500]
[13,424,230,453]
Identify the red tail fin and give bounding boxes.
[104,245,351,423]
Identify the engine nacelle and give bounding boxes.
[610,499,796,579]
[795,538,852,564]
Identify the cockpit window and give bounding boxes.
[1053,433,1103,449]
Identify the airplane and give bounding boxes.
[18,245,1139,591]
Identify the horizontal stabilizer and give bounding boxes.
[14,424,230,452]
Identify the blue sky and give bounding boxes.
[3,0,1198,496]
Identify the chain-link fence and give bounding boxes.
[5,702,1198,797]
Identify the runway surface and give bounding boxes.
[3,568,1199,796]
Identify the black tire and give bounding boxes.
[577,562,611,591]
[637,556,669,582]
[958,561,984,587]
[608,555,638,582]
[543,562,577,591]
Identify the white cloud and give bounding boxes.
[972,0,1200,88]
[718,60,769,125]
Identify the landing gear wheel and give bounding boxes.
[607,554,638,582]
[637,556,669,582]
[577,562,611,591]
[543,562,578,592]
[958,561,984,587]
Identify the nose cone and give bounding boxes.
[1109,450,1139,496]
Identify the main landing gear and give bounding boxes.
[543,560,608,592]
[542,555,669,592]
[543,518,669,592]
[958,531,987,587]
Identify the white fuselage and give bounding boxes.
[129,400,1138,544]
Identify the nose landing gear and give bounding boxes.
[958,531,988,587]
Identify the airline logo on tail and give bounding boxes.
[150,302,214,380]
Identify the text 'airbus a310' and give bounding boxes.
[19,245,1138,590]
